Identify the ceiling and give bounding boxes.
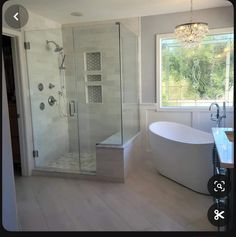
[6,0,232,24]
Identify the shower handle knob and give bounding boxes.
[49,83,55,89]
[48,96,57,106]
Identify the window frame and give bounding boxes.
[156,27,234,112]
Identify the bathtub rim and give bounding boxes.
[149,121,214,145]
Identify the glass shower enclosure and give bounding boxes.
[25,22,139,174]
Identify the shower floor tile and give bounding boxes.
[42,152,96,173]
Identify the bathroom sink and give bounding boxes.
[225,131,234,142]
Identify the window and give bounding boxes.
[156,28,234,109]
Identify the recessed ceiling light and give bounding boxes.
[70,12,83,17]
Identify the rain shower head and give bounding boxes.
[46,40,63,52]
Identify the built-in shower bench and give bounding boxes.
[96,132,141,182]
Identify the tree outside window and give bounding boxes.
[159,31,234,108]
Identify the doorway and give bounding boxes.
[2,35,22,176]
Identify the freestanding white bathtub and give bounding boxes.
[148,121,214,194]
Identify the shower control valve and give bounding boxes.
[48,96,57,106]
[49,83,55,89]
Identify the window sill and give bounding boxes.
[156,106,234,113]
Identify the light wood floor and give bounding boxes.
[15,157,216,231]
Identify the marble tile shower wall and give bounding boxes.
[25,29,69,166]
[62,24,122,155]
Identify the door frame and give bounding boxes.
[3,27,34,176]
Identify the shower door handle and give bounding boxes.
[69,100,76,117]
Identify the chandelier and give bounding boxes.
[175,0,209,48]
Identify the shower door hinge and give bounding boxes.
[24,42,30,50]
[33,150,39,158]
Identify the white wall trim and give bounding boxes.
[3,27,34,176]
[137,17,142,105]
[140,103,233,153]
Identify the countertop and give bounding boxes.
[212,127,234,168]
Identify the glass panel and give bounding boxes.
[120,24,140,143]
[25,28,80,173]
[72,23,122,172]
[160,32,234,107]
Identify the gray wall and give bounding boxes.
[2,58,19,231]
[141,6,234,103]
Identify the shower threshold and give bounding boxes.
[34,152,96,175]
[32,168,97,182]
[33,167,96,176]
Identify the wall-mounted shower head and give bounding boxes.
[46,40,63,52]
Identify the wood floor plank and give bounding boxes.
[79,180,154,230]
[67,179,132,231]
[14,177,49,231]
[126,160,213,227]
[15,157,214,231]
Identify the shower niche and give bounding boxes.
[25,22,140,177]
[86,85,102,104]
[86,74,102,82]
[85,52,102,71]
[84,51,103,104]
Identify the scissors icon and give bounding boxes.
[214,209,225,220]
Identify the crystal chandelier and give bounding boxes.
[175,0,209,48]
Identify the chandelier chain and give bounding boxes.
[190,0,193,23]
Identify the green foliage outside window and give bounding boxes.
[160,33,234,107]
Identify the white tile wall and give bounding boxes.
[25,29,69,166]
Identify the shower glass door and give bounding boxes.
[25,24,123,174]
[71,23,122,172]
[25,28,81,173]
